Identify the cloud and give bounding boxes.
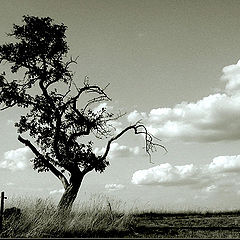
[105,184,125,191]
[209,155,240,173]
[0,147,34,171]
[128,110,147,123]
[93,103,123,133]
[94,142,140,159]
[127,60,240,143]
[132,163,204,186]
[132,154,240,188]
[49,188,65,195]
[93,102,113,113]
[221,59,240,93]
[128,93,240,142]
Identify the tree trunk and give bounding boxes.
[57,174,83,214]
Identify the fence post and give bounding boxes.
[0,191,7,231]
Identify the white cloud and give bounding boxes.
[221,59,240,93]
[93,102,113,113]
[93,147,105,156]
[127,61,240,143]
[49,188,65,195]
[105,183,125,191]
[127,110,147,123]
[132,154,240,188]
[0,147,34,171]
[93,103,123,133]
[94,142,140,159]
[108,142,140,158]
[132,163,203,186]
[209,155,240,173]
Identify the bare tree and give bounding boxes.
[0,16,166,212]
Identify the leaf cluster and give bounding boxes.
[0,16,115,176]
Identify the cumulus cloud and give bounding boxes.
[132,163,204,186]
[0,147,34,171]
[94,142,140,159]
[132,154,240,188]
[105,184,125,191]
[209,155,240,173]
[128,110,147,123]
[49,188,65,195]
[127,60,240,143]
[221,59,240,93]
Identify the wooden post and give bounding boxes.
[0,191,7,231]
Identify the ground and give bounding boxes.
[130,211,240,238]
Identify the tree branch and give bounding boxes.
[39,71,65,165]
[18,135,69,189]
[64,84,111,111]
[101,121,167,163]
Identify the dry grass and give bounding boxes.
[0,195,136,238]
[2,196,240,238]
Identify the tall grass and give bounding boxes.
[0,195,136,238]
[3,195,240,238]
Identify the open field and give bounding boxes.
[1,197,240,238]
[132,211,240,238]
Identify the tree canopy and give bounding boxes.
[0,16,166,211]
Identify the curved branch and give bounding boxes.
[18,135,69,189]
[101,121,167,163]
[64,84,111,111]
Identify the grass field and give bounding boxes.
[1,196,240,238]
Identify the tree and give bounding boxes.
[0,16,166,212]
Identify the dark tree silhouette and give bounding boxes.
[0,16,166,212]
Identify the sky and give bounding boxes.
[1,0,240,212]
